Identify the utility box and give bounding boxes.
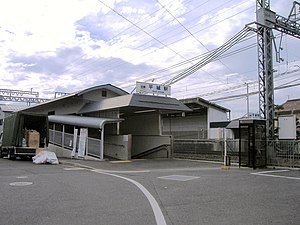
[278,115,296,140]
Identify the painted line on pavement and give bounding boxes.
[252,170,289,174]
[251,170,300,180]
[110,160,132,164]
[93,169,150,174]
[92,169,167,225]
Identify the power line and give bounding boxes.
[58,0,182,76]
[210,82,300,102]
[156,0,234,74]
[119,38,257,89]
[70,0,234,87]
[71,2,254,82]
[97,0,195,63]
[65,0,215,78]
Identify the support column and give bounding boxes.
[53,124,56,143]
[100,126,104,160]
[62,124,65,148]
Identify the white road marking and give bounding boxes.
[158,175,199,181]
[9,182,33,186]
[63,167,86,171]
[92,169,150,174]
[252,170,290,174]
[16,176,28,179]
[92,169,167,225]
[251,170,300,180]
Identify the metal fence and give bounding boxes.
[173,139,300,167]
[173,139,241,162]
[49,129,101,158]
[268,140,300,168]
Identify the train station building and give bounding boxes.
[22,84,191,160]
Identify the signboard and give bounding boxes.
[78,128,88,157]
[136,82,171,96]
[278,115,296,140]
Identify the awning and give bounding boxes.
[48,115,123,129]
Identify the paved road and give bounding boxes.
[0,158,299,225]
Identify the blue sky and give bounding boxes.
[0,0,299,118]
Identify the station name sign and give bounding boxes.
[136,82,171,96]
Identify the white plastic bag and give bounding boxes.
[32,151,59,165]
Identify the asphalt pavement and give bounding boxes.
[0,158,299,225]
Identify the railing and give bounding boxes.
[49,129,101,158]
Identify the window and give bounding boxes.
[102,90,107,97]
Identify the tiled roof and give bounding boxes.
[278,98,300,112]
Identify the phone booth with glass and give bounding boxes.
[239,119,267,169]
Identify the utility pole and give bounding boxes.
[256,0,300,140]
[256,0,274,138]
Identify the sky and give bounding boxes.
[0,0,299,119]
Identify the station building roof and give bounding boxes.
[22,84,191,115]
[180,97,230,112]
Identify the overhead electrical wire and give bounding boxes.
[75,1,250,79]
[177,68,300,101]
[71,3,254,82]
[70,0,242,86]
[119,39,257,89]
[67,0,232,80]
[57,0,186,75]
[209,82,300,103]
[155,0,234,75]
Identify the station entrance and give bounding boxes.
[239,119,267,169]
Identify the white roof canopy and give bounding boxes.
[48,115,123,129]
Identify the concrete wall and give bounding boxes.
[120,112,160,135]
[104,135,132,160]
[208,107,228,139]
[131,135,171,158]
[162,115,207,139]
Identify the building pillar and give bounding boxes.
[62,124,65,148]
[100,126,104,160]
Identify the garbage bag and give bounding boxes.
[32,151,59,165]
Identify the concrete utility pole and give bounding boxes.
[256,0,300,139]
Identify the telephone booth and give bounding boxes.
[239,119,267,169]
